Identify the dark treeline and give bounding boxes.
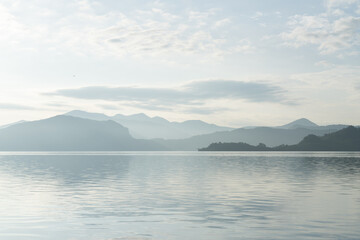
[199,126,360,151]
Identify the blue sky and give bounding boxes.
[0,0,360,127]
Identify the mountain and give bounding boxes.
[65,110,111,121]
[275,126,360,151]
[156,126,346,151]
[277,118,348,131]
[64,110,234,139]
[0,120,26,129]
[278,118,318,129]
[0,115,166,151]
[199,142,269,151]
[199,126,360,151]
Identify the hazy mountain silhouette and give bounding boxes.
[277,118,349,131]
[0,120,26,129]
[156,119,348,150]
[0,115,166,151]
[275,126,360,151]
[65,110,233,139]
[199,126,360,151]
[65,110,109,121]
[199,142,269,151]
[278,118,318,129]
[0,114,352,151]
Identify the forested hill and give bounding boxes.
[199,126,360,151]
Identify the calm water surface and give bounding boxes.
[0,152,359,240]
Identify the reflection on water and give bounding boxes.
[0,152,359,240]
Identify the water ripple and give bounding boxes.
[0,152,359,239]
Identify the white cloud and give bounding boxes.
[46,79,292,106]
[0,1,239,59]
[331,8,345,16]
[281,14,360,54]
[315,60,335,67]
[188,8,218,27]
[281,0,360,55]
[252,11,263,20]
[326,0,360,9]
[233,39,256,54]
[0,103,35,110]
[0,4,27,44]
[290,65,360,93]
[214,18,231,28]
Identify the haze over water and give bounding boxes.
[0,152,359,240]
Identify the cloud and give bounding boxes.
[233,39,256,54]
[0,4,29,45]
[315,60,335,67]
[281,0,360,54]
[0,103,35,110]
[252,11,264,20]
[132,103,172,111]
[97,104,121,110]
[326,0,360,9]
[184,80,286,102]
[290,65,360,95]
[188,8,218,27]
[46,102,72,108]
[45,80,291,106]
[183,107,228,115]
[0,1,240,59]
[214,18,231,28]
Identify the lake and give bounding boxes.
[0,152,359,240]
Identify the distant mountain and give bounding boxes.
[278,118,318,129]
[199,142,269,151]
[277,118,348,131]
[0,120,26,129]
[0,114,354,151]
[65,110,234,139]
[199,126,360,151]
[276,126,360,151]
[66,110,109,121]
[0,115,166,151]
[156,125,347,151]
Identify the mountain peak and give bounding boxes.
[63,110,232,139]
[65,110,110,121]
[279,118,318,129]
[0,114,169,150]
[128,113,150,120]
[66,110,86,114]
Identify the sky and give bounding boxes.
[0,0,360,127]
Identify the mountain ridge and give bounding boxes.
[199,126,360,151]
[64,110,234,139]
[277,118,318,129]
[155,125,348,150]
[0,112,353,151]
[0,115,167,151]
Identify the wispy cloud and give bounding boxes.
[45,80,292,107]
[132,103,172,112]
[97,104,121,111]
[214,18,231,28]
[251,11,264,20]
[46,102,73,108]
[325,0,360,9]
[281,0,360,54]
[233,39,256,54]
[0,1,242,59]
[0,103,35,110]
[183,106,229,115]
